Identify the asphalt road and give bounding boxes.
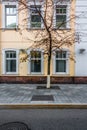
[0,109,87,130]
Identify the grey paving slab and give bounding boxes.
[0,84,87,105]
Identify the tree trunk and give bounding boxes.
[46,32,52,88]
[47,75,50,88]
[47,55,51,88]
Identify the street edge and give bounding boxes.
[0,104,87,109]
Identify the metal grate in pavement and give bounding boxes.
[31,95,54,101]
[0,122,30,130]
[37,86,60,89]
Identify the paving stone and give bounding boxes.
[0,84,87,104]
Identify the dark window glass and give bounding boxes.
[6,60,16,72]
[56,60,66,72]
[56,15,66,28]
[31,60,41,72]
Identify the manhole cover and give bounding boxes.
[37,86,60,89]
[31,95,54,101]
[0,122,30,130]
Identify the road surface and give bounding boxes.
[0,109,87,130]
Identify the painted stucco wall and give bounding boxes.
[0,0,75,76]
[0,4,1,75]
[75,0,87,76]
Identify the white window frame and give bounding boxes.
[28,1,44,29]
[53,49,69,74]
[54,1,70,29]
[28,49,44,75]
[2,49,19,74]
[2,1,18,29]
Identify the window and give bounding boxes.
[56,5,67,28]
[29,50,43,74]
[55,51,68,73]
[2,49,19,74]
[5,5,17,28]
[30,5,41,28]
[5,51,16,72]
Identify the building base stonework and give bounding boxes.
[0,76,87,84]
[0,76,47,84]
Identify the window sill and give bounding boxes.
[27,73,44,76]
[1,28,20,31]
[26,28,71,31]
[52,73,69,76]
[53,28,71,30]
[26,27,45,30]
[2,73,19,75]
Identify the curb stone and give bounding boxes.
[0,104,87,109]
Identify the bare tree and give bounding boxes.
[16,0,78,88]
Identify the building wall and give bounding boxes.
[0,4,1,75]
[75,0,87,76]
[0,0,76,81]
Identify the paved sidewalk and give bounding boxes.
[0,84,87,108]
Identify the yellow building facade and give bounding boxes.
[0,0,76,83]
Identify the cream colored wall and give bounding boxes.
[0,4,1,75]
[0,0,76,76]
[69,0,76,76]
